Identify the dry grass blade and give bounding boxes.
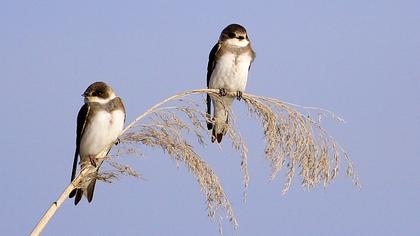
[117,94,241,230]
[31,88,359,236]
[225,109,250,200]
[112,88,358,225]
[123,130,238,224]
[241,93,360,192]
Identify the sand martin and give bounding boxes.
[206,24,256,143]
[69,82,126,205]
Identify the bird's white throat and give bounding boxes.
[85,93,116,104]
[225,38,249,48]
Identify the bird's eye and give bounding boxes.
[92,90,102,97]
[228,32,236,38]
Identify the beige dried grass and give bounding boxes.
[240,94,360,192]
[31,88,359,235]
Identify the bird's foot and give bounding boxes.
[236,91,243,101]
[89,155,97,167]
[211,135,216,143]
[114,138,121,145]
[219,88,227,96]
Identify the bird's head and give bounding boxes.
[219,24,250,47]
[82,81,116,104]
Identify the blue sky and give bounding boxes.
[1,1,419,235]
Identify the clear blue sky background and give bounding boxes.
[1,1,419,235]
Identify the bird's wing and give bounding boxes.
[207,42,221,88]
[116,97,126,123]
[248,46,256,71]
[71,103,90,181]
[206,43,221,129]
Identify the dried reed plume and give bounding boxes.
[31,88,359,236]
[241,94,360,192]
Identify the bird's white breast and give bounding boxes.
[79,110,125,159]
[209,52,252,92]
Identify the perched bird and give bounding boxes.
[69,82,126,205]
[206,24,256,143]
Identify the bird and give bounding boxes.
[69,81,126,205]
[206,23,256,143]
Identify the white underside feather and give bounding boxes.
[79,109,125,162]
[208,51,252,136]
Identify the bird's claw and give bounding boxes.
[211,135,216,143]
[89,155,97,167]
[219,88,227,96]
[236,91,243,101]
[114,138,121,145]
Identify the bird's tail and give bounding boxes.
[211,97,232,143]
[70,160,101,205]
[73,178,96,205]
[211,117,228,143]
